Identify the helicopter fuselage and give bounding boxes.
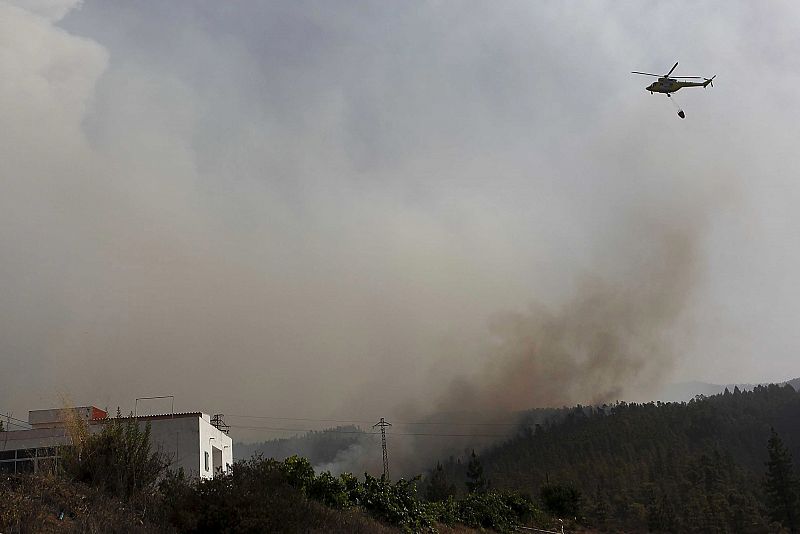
[647,77,681,94]
[634,63,715,97]
[646,77,710,95]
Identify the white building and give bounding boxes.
[0,406,233,479]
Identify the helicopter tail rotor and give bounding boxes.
[703,75,716,88]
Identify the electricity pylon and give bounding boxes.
[373,417,392,480]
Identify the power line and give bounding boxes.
[373,418,391,480]
[229,424,509,438]
[231,425,374,434]
[227,414,521,427]
[228,414,372,425]
[1,412,32,430]
[2,408,523,428]
[1,412,31,426]
[392,420,520,427]
[2,419,32,430]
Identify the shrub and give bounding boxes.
[159,456,395,533]
[162,455,547,533]
[425,496,460,525]
[60,411,168,501]
[456,491,518,531]
[358,473,434,531]
[280,454,315,491]
[308,471,352,509]
[540,483,581,518]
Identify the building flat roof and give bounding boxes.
[0,427,68,447]
[28,406,108,427]
[134,412,205,421]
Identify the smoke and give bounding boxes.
[3,0,800,478]
[315,441,377,476]
[350,204,713,477]
[437,213,704,414]
[302,210,707,479]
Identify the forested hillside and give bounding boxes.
[657,376,799,402]
[235,425,369,465]
[435,384,800,532]
[235,408,568,470]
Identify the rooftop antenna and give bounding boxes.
[134,395,174,418]
[211,414,230,434]
[373,417,392,480]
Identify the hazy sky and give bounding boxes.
[2,1,800,437]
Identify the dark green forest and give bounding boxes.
[431,383,800,532]
[4,384,800,532]
[235,424,369,465]
[232,383,800,532]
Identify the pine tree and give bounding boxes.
[425,462,456,502]
[540,483,581,518]
[647,493,677,533]
[764,428,800,532]
[465,450,486,494]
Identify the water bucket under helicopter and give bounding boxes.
[668,94,685,119]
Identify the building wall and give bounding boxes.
[28,407,107,429]
[197,414,233,477]
[143,414,232,478]
[144,416,202,477]
[0,412,233,479]
[0,427,66,474]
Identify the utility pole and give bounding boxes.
[373,417,392,480]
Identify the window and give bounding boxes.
[16,459,34,473]
[37,458,58,474]
[212,446,222,474]
[38,447,57,458]
[205,451,209,471]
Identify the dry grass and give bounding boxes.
[434,525,486,533]
[0,473,163,533]
[58,398,92,454]
[0,473,402,534]
[291,501,401,534]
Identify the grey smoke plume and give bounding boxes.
[357,208,711,476]
[3,1,800,479]
[439,216,703,413]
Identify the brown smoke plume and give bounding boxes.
[328,208,712,478]
[436,214,703,415]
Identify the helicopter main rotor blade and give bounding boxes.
[631,71,661,77]
[672,76,704,79]
[666,61,679,77]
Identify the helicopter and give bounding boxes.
[632,61,715,118]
